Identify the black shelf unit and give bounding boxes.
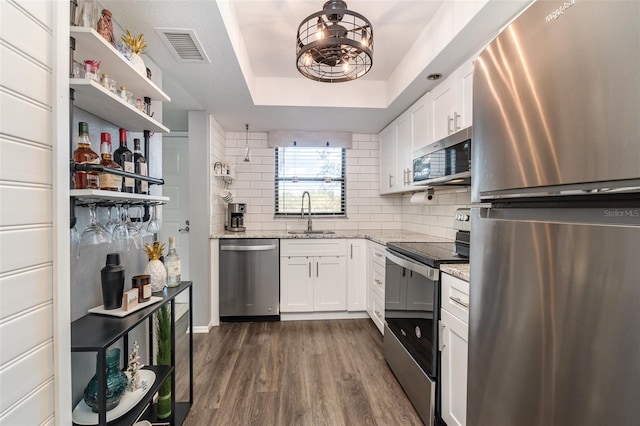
[71,282,193,426]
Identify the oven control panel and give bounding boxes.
[454,208,471,232]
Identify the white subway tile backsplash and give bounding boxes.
[209,128,470,236]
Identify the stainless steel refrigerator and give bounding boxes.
[469,1,640,425]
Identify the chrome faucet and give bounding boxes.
[301,191,312,231]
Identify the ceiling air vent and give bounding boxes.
[155,28,210,63]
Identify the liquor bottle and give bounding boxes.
[98,132,123,191]
[165,236,181,287]
[73,121,100,189]
[133,138,148,194]
[113,128,134,193]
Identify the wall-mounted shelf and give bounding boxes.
[71,27,170,102]
[70,79,169,133]
[213,172,235,184]
[71,189,169,206]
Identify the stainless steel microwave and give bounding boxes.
[413,127,471,187]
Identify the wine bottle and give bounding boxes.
[133,138,148,194]
[73,121,100,189]
[113,128,134,193]
[165,236,181,288]
[98,132,123,191]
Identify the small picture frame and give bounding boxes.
[122,289,139,311]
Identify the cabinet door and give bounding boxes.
[347,240,367,311]
[454,58,474,130]
[411,92,430,152]
[395,112,413,188]
[430,78,454,143]
[379,124,397,194]
[280,257,314,312]
[313,256,347,311]
[440,309,469,426]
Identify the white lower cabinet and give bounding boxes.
[313,256,347,311]
[347,239,367,311]
[280,239,347,313]
[366,240,386,334]
[440,272,469,426]
[279,256,314,312]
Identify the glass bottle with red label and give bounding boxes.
[73,121,100,189]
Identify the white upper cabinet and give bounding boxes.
[429,57,475,144]
[410,93,430,153]
[395,111,412,189]
[455,58,474,130]
[379,124,397,194]
[379,91,431,195]
[430,79,456,144]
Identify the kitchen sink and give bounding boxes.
[287,230,335,235]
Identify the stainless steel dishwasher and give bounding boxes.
[219,239,280,321]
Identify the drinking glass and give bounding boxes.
[80,204,110,246]
[104,206,118,237]
[147,205,160,235]
[123,205,143,249]
[137,206,154,244]
[71,226,81,259]
[111,204,130,251]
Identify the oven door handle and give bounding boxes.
[385,249,439,281]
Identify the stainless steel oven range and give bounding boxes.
[384,209,470,425]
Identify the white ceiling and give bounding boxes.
[102,0,529,133]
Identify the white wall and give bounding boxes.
[188,112,213,328]
[0,1,69,424]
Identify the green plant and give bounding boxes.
[155,305,172,418]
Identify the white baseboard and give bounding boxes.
[280,311,369,321]
[192,325,212,334]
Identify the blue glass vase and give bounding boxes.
[83,348,128,412]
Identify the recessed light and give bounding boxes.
[426,73,442,80]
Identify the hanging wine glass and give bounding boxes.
[137,205,153,244]
[146,204,160,235]
[111,204,130,251]
[104,205,118,237]
[123,205,143,249]
[71,226,81,259]
[80,203,110,246]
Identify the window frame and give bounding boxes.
[274,146,347,218]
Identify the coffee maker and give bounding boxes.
[225,203,246,232]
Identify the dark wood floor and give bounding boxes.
[178,319,422,425]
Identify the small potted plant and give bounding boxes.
[155,305,172,418]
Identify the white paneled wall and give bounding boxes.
[216,132,403,232]
[0,0,58,424]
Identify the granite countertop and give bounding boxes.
[440,264,470,282]
[210,229,451,245]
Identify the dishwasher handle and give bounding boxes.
[220,244,277,252]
